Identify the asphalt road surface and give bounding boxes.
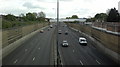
[3,26,55,65]
[58,22,118,65]
[2,22,118,66]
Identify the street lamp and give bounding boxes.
[57,0,59,65]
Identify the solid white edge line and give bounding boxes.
[61,62,63,65]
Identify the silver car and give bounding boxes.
[58,30,62,34]
[62,40,69,47]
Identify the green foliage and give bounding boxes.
[107,8,120,22]
[2,19,40,29]
[86,8,120,22]
[26,13,36,21]
[86,18,95,22]
[4,14,16,21]
[66,15,79,19]
[66,17,71,19]
[38,11,46,18]
[71,15,79,19]
[94,13,107,22]
[2,11,47,29]
[2,20,12,28]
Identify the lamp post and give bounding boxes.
[57,0,59,66]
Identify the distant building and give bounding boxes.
[50,18,86,22]
[118,1,120,13]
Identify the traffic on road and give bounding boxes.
[2,22,118,66]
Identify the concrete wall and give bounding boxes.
[93,22,120,32]
[1,23,49,61]
[92,28,119,53]
[2,23,48,48]
[67,23,120,64]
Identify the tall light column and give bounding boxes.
[57,0,59,25]
[57,0,59,65]
[118,1,120,13]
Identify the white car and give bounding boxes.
[50,25,53,28]
[62,40,68,47]
[40,29,44,33]
[79,37,87,46]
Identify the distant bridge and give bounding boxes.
[50,18,86,22]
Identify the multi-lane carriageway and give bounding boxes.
[3,22,118,66]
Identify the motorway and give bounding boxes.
[3,26,56,65]
[2,22,118,65]
[58,22,117,65]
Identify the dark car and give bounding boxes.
[65,31,68,35]
[58,30,62,34]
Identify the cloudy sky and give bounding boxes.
[0,0,119,18]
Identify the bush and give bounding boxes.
[2,20,12,28]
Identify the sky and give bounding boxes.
[0,0,119,18]
[118,1,120,13]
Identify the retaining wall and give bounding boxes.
[67,23,120,64]
[1,23,48,59]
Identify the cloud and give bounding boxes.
[36,0,73,3]
[23,2,45,9]
[60,0,73,1]
[0,8,28,16]
[0,0,119,18]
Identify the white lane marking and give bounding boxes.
[96,60,101,64]
[61,63,63,65]
[79,60,83,65]
[73,50,74,53]
[38,47,40,50]
[32,57,35,61]
[13,59,18,64]
[25,49,28,52]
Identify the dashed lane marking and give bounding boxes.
[73,49,74,53]
[79,60,83,65]
[96,60,101,64]
[13,60,18,64]
[33,57,35,61]
[25,49,28,52]
[38,47,40,50]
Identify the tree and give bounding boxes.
[26,13,36,21]
[33,12,38,18]
[86,18,95,22]
[94,13,107,22]
[38,11,46,18]
[66,17,71,19]
[71,15,78,19]
[37,11,46,22]
[107,8,119,22]
[19,13,25,17]
[4,14,16,21]
[19,13,26,21]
